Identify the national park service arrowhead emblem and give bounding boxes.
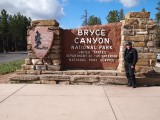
[30,27,53,59]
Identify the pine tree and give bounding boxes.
[106,10,119,23]
[81,10,88,26]
[87,15,102,25]
[141,8,146,12]
[0,9,9,52]
[119,9,124,21]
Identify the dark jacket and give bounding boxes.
[124,48,138,66]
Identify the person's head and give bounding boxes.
[36,31,40,35]
[125,42,132,49]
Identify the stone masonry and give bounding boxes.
[24,20,62,73]
[118,12,157,73]
[10,12,160,85]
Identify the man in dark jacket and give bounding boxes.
[124,42,138,88]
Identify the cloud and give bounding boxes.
[97,0,139,8]
[119,0,139,8]
[0,0,66,20]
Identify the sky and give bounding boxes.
[0,0,159,29]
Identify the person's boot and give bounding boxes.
[132,84,137,88]
[127,79,132,87]
[127,83,132,87]
[132,80,137,88]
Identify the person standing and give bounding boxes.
[124,42,138,88]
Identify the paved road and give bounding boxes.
[0,52,27,63]
[0,84,160,120]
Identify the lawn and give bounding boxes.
[0,60,24,75]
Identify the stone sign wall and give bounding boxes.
[24,20,62,73]
[118,12,157,73]
[11,12,159,85]
[62,23,122,70]
[22,12,157,73]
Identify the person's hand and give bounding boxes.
[131,66,134,68]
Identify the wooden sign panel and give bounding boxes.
[62,23,122,70]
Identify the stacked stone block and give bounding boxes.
[22,20,61,74]
[118,12,157,73]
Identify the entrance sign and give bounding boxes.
[62,23,122,69]
[30,27,54,59]
[10,12,158,85]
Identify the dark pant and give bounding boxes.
[124,63,136,86]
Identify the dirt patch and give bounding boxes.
[0,73,17,84]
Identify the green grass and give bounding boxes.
[0,60,24,75]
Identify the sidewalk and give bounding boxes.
[0,84,160,120]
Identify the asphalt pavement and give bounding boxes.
[0,84,160,120]
[0,52,27,63]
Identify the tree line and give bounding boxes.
[81,9,124,26]
[81,1,160,47]
[0,9,31,53]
